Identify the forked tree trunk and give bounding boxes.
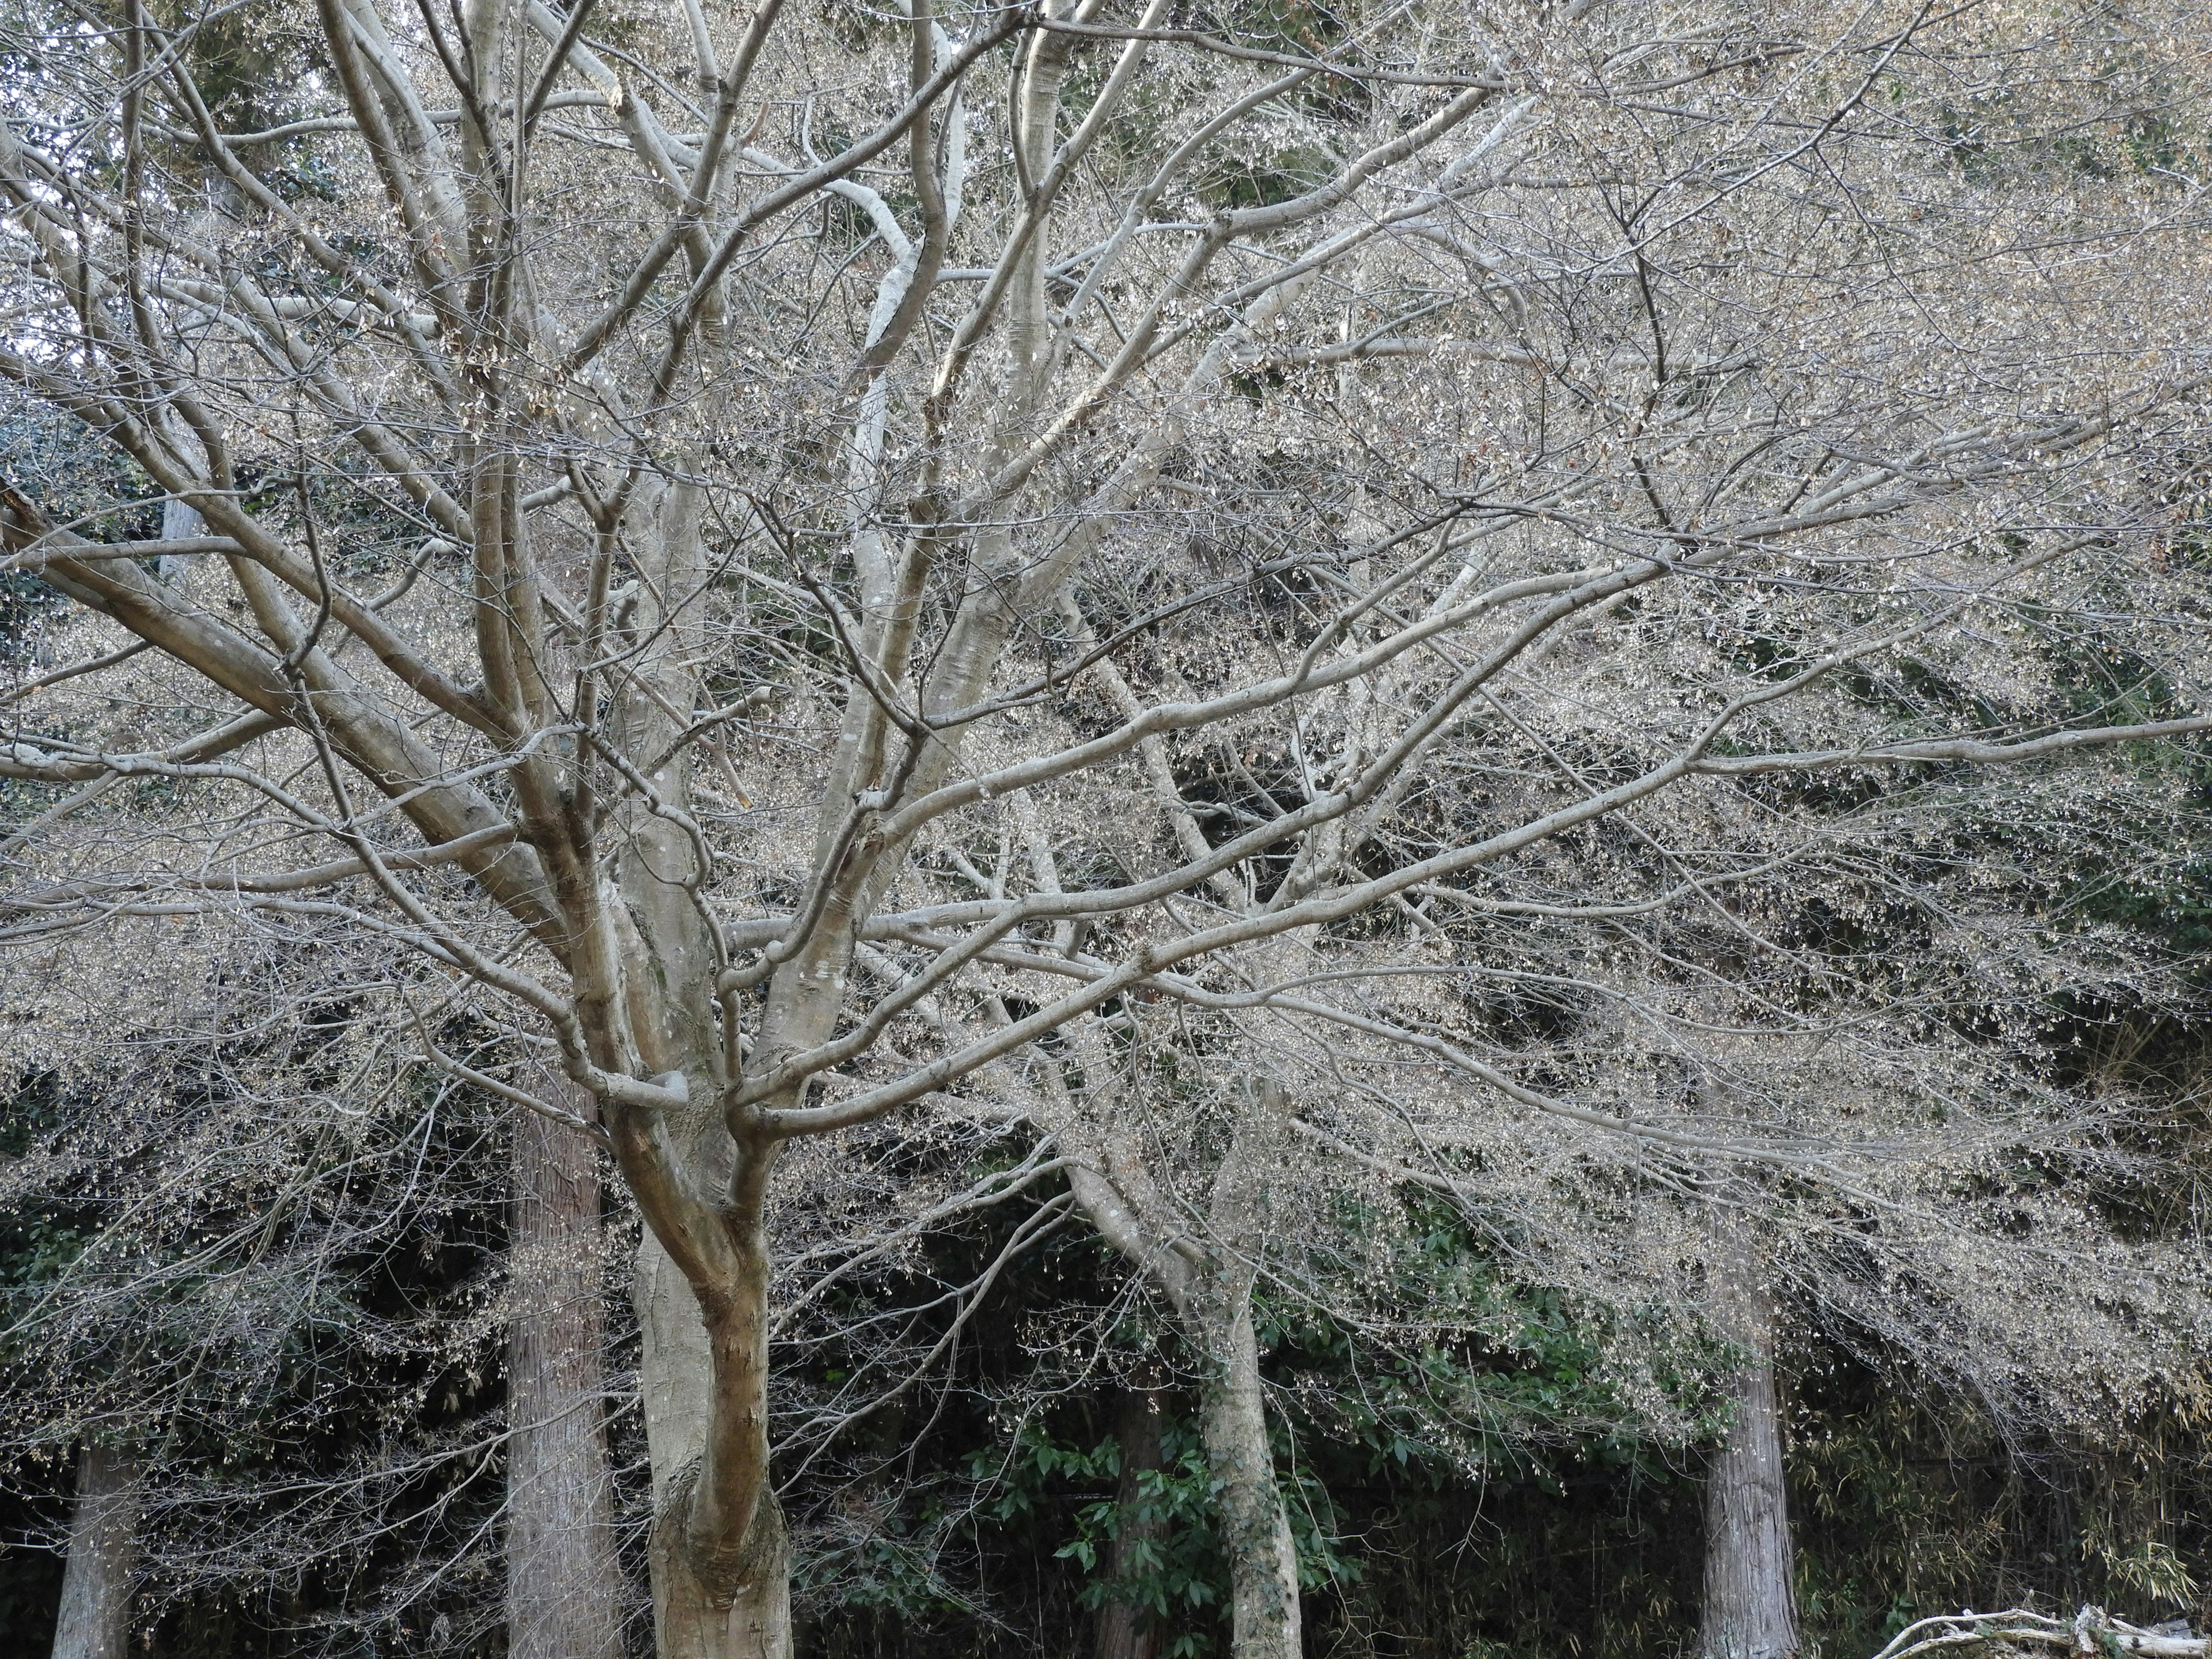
[646,1494,789,1659]
[506,1097,627,1659]
[51,1441,141,1659]
[595,484,791,1659]
[1195,1291,1303,1659]
[634,1235,791,1659]
[1096,1385,1167,1659]
[1701,1222,1799,1659]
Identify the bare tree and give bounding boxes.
[0,925,529,1652]
[1,796,638,1653]
[5,0,2212,1653]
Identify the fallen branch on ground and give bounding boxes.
[1874,1606,2203,1659]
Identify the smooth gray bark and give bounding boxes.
[506,1096,627,1659]
[1700,1222,1800,1659]
[154,498,199,582]
[51,1441,141,1659]
[1196,1291,1302,1659]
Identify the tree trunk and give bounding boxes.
[1197,1293,1302,1659]
[1065,1078,1304,1659]
[602,484,792,1659]
[1096,1385,1167,1659]
[634,1234,791,1659]
[506,1098,626,1659]
[1701,1224,1799,1659]
[646,1486,790,1659]
[51,1441,140,1659]
[154,497,199,582]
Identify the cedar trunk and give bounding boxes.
[506,1099,627,1659]
[50,1442,140,1659]
[1096,1387,1167,1659]
[1700,1228,1799,1659]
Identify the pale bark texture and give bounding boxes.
[506,1092,626,1659]
[153,499,198,582]
[634,1235,790,1659]
[1196,1292,1302,1659]
[644,1492,790,1659]
[1702,1224,1800,1659]
[50,1442,140,1659]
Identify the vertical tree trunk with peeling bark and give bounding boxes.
[506,1093,627,1659]
[50,1442,140,1659]
[634,1230,791,1659]
[1701,1220,1800,1659]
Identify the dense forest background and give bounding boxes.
[11,1177,2212,1659]
[6,972,2211,1658]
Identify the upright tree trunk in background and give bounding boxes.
[51,1442,140,1659]
[153,499,199,582]
[1066,1075,1305,1659]
[1096,1385,1166,1659]
[1195,1287,1302,1659]
[506,1094,626,1659]
[1701,1218,1799,1659]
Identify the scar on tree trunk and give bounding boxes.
[1700,1217,1799,1659]
[506,1087,627,1659]
[51,1441,141,1659]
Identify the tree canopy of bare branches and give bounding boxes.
[6,0,2212,1652]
